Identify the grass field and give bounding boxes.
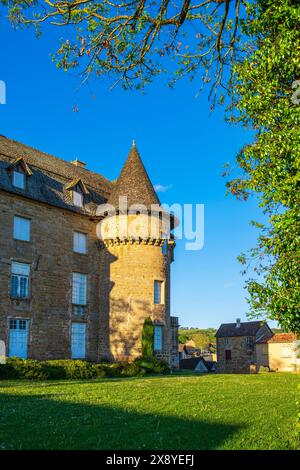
[0,373,299,450]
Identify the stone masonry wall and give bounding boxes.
[0,190,101,361]
[100,240,171,363]
[216,336,256,374]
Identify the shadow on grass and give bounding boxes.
[0,391,242,450]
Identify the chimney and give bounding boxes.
[71,159,86,169]
[236,318,241,328]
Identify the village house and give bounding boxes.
[0,135,179,367]
[256,333,299,372]
[216,319,299,373]
[216,319,273,373]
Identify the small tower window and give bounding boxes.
[154,280,164,305]
[12,170,25,189]
[73,190,83,208]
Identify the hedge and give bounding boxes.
[0,357,170,381]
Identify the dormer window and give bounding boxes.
[73,190,83,208]
[65,178,89,209]
[12,170,25,189]
[8,157,32,190]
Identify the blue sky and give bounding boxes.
[0,14,274,329]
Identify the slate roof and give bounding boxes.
[0,135,113,216]
[107,143,161,210]
[179,357,210,371]
[216,321,265,338]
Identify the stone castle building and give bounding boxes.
[0,135,179,367]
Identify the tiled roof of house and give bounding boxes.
[0,135,113,216]
[216,321,265,338]
[257,333,298,344]
[107,143,160,210]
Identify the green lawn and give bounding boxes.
[0,373,299,450]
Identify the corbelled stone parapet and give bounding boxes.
[103,237,176,248]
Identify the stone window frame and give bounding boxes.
[225,349,232,361]
[10,261,31,300]
[13,215,31,242]
[73,231,88,255]
[72,272,89,317]
[153,279,165,305]
[153,323,164,353]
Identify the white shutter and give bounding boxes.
[72,273,87,305]
[73,232,87,254]
[13,216,30,241]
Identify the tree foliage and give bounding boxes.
[225,0,300,333]
[1,0,248,96]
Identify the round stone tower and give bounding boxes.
[97,142,176,364]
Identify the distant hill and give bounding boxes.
[178,328,217,348]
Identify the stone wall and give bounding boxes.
[0,190,102,361]
[256,341,300,372]
[101,235,171,363]
[216,336,256,374]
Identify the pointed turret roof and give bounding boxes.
[108,142,160,210]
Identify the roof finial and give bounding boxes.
[132,139,136,147]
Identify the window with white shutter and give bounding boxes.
[13,216,31,241]
[72,273,87,306]
[11,262,30,298]
[73,232,87,254]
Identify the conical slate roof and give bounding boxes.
[108,143,161,210]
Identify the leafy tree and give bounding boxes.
[191,332,210,350]
[225,0,300,333]
[1,0,299,332]
[178,334,189,344]
[0,0,248,95]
